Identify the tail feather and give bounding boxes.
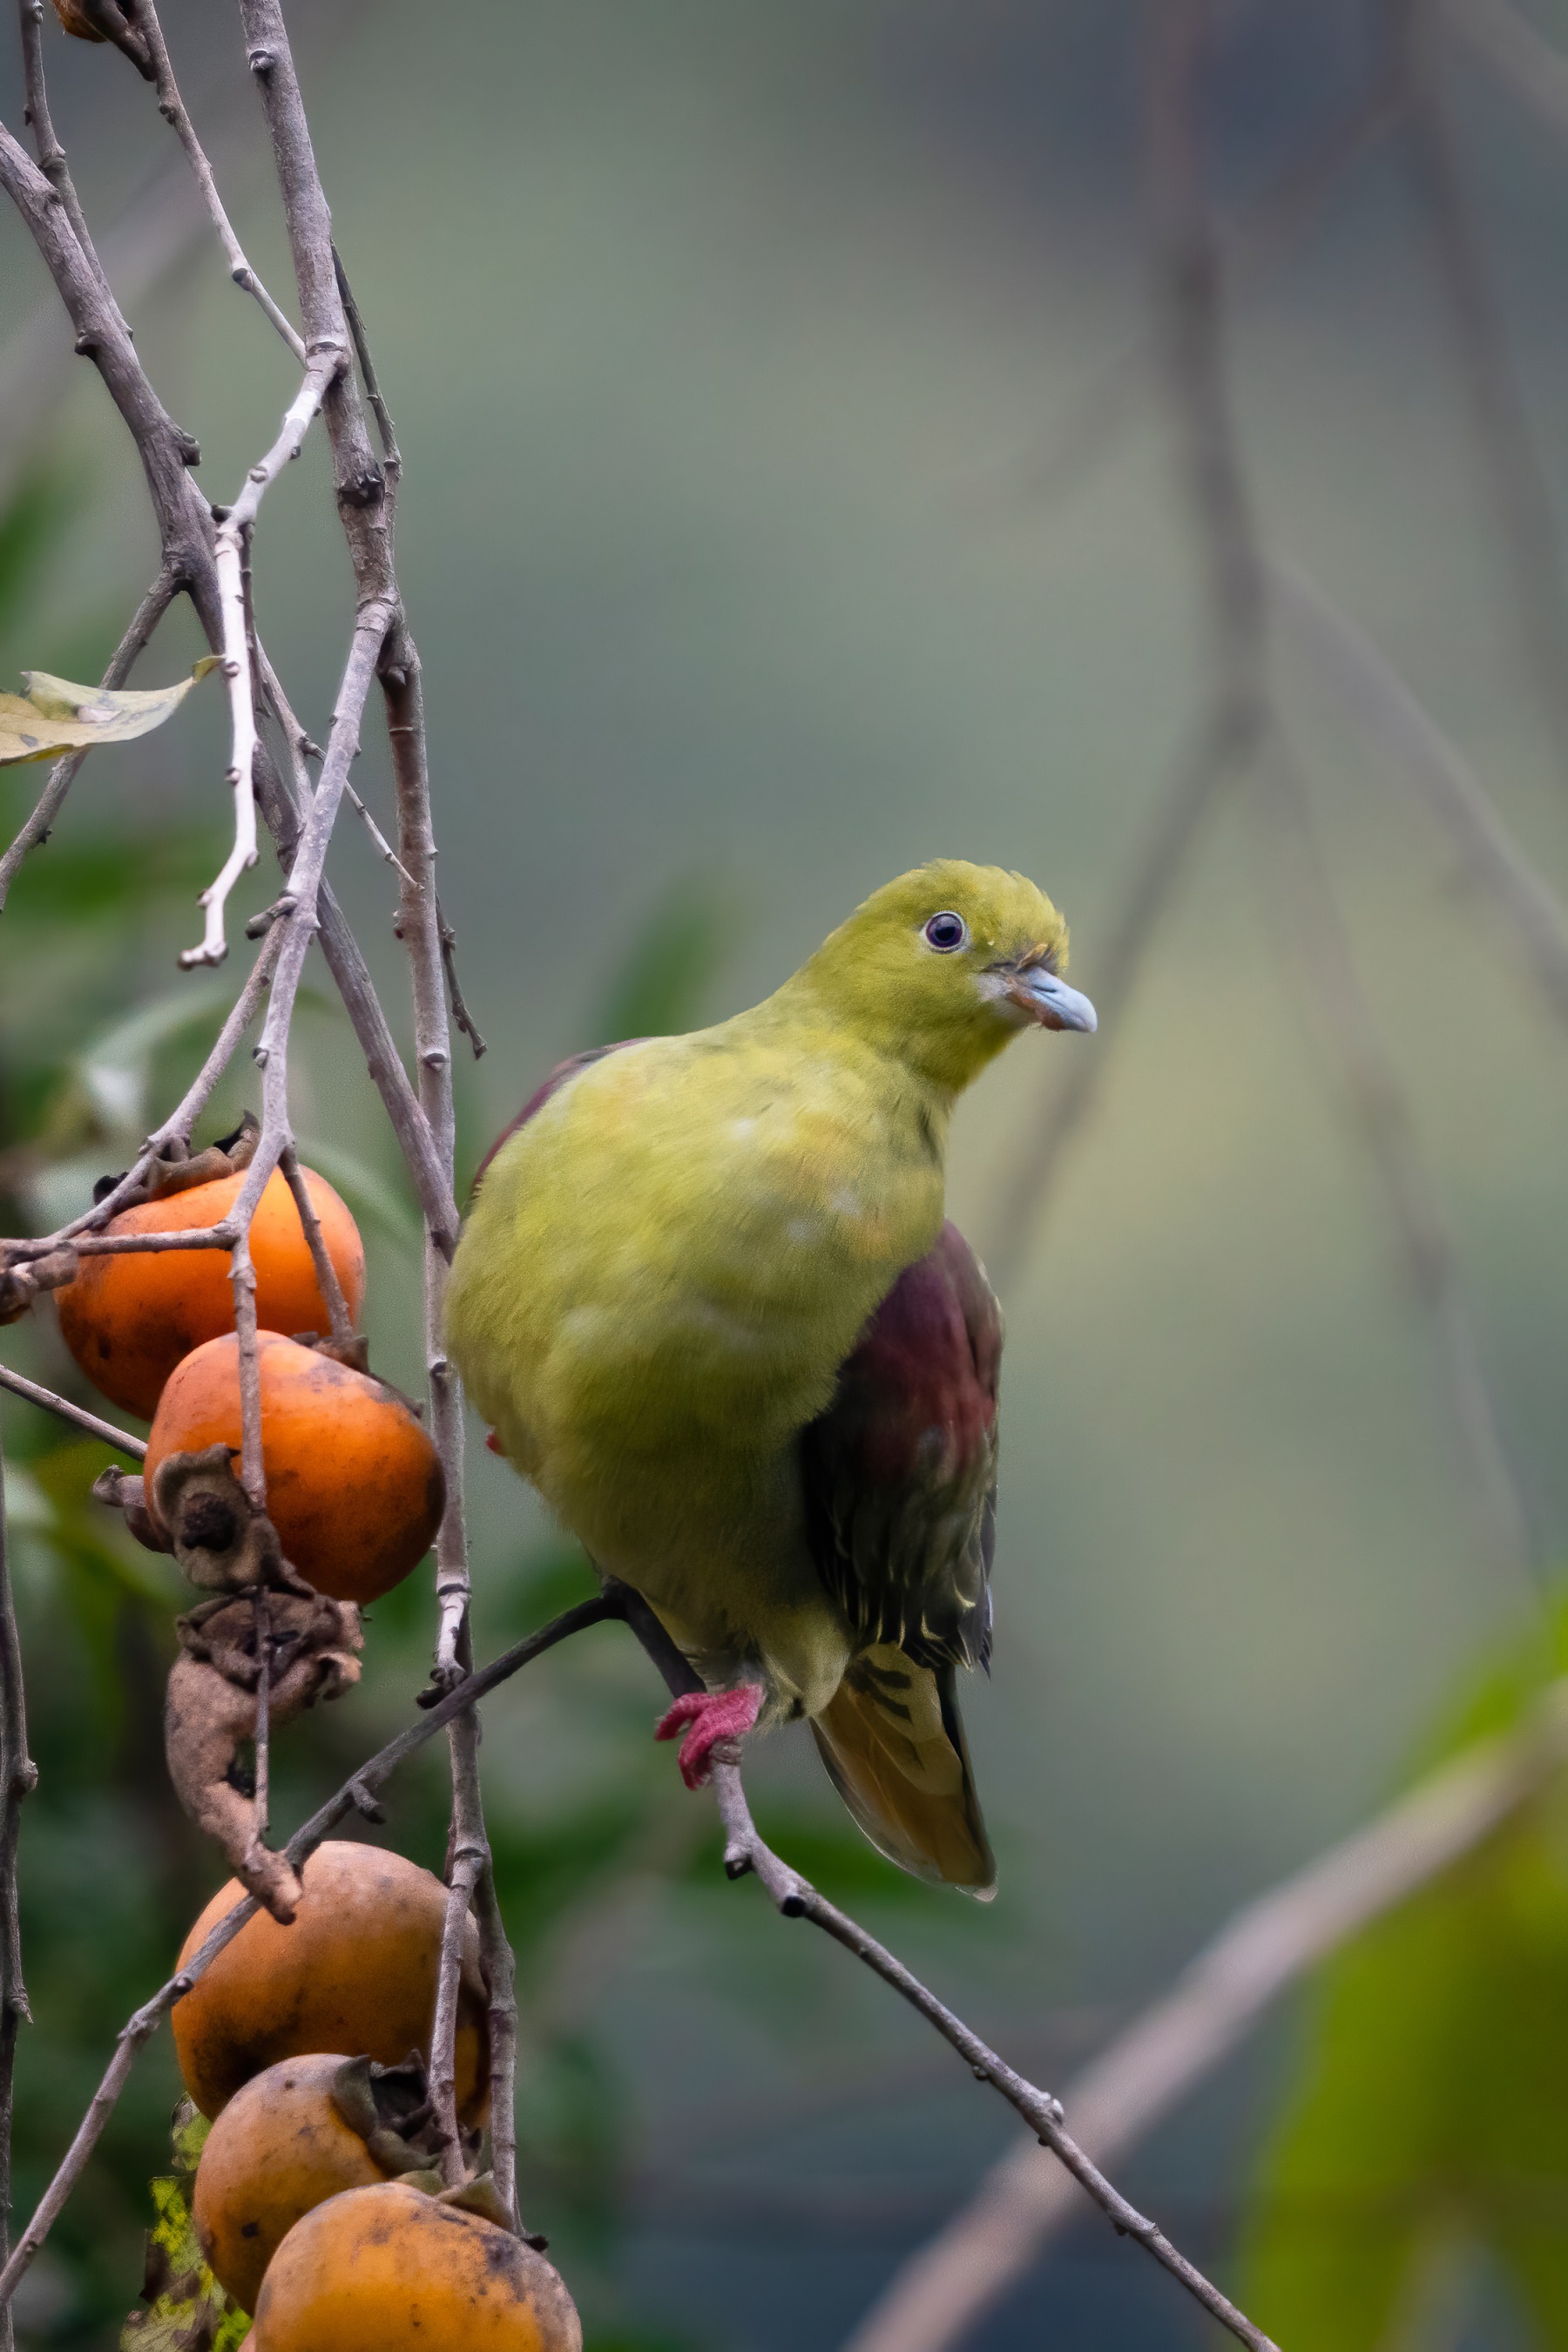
[810,1648,996,1898]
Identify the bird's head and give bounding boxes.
[791,859,1096,1094]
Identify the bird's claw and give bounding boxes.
[654,1685,763,1789]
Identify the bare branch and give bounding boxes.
[183,349,340,970]
[1254,744,1534,1584]
[987,57,1404,521]
[333,242,400,470]
[605,1585,1279,2352]
[983,0,1270,1291]
[17,0,132,334]
[715,1760,1277,2352]
[1445,0,1568,143]
[1396,2,1568,779]
[278,1145,354,1346]
[429,1740,484,2187]
[1271,555,1568,1026]
[841,1677,1568,2352]
[0,1364,146,1459]
[472,1860,523,2231]
[119,0,306,359]
[0,1443,37,2352]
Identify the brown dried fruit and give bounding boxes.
[165,1592,362,1921]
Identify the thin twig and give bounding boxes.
[437,896,487,1060]
[0,112,458,1259]
[1396,0,1568,780]
[2,919,284,1265]
[985,0,1270,1291]
[184,348,341,970]
[0,1365,146,1460]
[278,1144,355,1345]
[250,1586,269,1845]
[236,37,506,2220]
[429,1741,485,2186]
[841,1678,1568,2352]
[1254,744,1534,1585]
[333,241,401,471]
[0,1445,36,2352]
[17,0,132,334]
[0,567,179,914]
[473,1861,524,2229]
[718,1763,1276,2352]
[0,1592,618,2310]
[119,0,306,359]
[987,56,1404,521]
[229,1226,264,1506]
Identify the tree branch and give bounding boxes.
[0,1445,36,2352]
[840,1677,1568,2352]
[1396,0,1568,781]
[119,0,306,359]
[0,1364,146,1459]
[605,1585,1278,2352]
[1270,554,1568,1028]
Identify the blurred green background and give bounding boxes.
[4,2,1568,2346]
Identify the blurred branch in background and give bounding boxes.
[1395,0,1568,782]
[841,1666,1568,2352]
[1447,0,1568,140]
[1252,742,1532,1583]
[988,0,1535,1593]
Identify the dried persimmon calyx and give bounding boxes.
[329,2054,450,2177]
[149,1445,298,1593]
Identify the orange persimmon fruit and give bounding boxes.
[172,1842,487,2122]
[144,1330,443,1604]
[251,2183,581,2352]
[57,1166,364,1419]
[193,2054,398,2312]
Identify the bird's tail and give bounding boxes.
[810,1648,996,1899]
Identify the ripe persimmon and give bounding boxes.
[193,2054,400,2312]
[57,1166,364,1419]
[172,1842,487,2121]
[145,1331,443,1604]
[251,2183,581,2352]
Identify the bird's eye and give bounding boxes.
[923,911,968,953]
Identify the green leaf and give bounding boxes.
[120,2112,248,2352]
[0,658,218,767]
[1240,1585,1568,2349]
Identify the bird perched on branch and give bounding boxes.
[446,862,1095,1896]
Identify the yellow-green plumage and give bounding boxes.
[446,860,1092,1889]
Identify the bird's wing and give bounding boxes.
[800,1221,1000,1896]
[471,1041,642,1192]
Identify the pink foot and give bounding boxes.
[653,1685,763,1789]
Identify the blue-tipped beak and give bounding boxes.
[1010,966,1098,1034]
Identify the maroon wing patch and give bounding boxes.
[801,1220,1001,1673]
[470,1039,644,1194]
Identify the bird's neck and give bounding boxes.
[764,967,1008,1103]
